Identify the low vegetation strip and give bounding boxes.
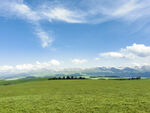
[0,76,141,86]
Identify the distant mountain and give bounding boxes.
[1,66,150,80]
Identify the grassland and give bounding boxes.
[0,79,150,113]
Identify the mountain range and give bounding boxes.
[1,65,150,80]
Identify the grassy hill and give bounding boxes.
[0,79,150,113]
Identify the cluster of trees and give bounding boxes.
[129,77,141,80]
[48,76,86,80]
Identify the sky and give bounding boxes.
[0,0,150,75]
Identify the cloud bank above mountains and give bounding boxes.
[0,43,150,76]
[0,59,61,75]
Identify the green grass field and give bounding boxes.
[0,79,150,113]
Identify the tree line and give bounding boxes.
[48,76,86,80]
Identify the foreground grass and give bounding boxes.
[0,79,150,113]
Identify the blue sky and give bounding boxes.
[0,0,150,74]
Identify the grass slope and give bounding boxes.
[0,79,150,113]
[0,78,47,86]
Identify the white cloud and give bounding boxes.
[50,59,61,66]
[72,59,88,64]
[98,43,150,67]
[0,65,13,72]
[100,43,150,59]
[0,59,61,74]
[121,43,150,57]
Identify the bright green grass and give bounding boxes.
[0,79,150,113]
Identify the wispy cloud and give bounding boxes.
[0,0,40,21]
[112,1,138,16]
[35,26,54,48]
[71,0,150,24]
[1,0,150,47]
[0,0,86,47]
[43,8,85,23]
[0,0,53,47]
[12,3,40,21]
[1,0,150,23]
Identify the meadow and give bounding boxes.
[0,79,150,113]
